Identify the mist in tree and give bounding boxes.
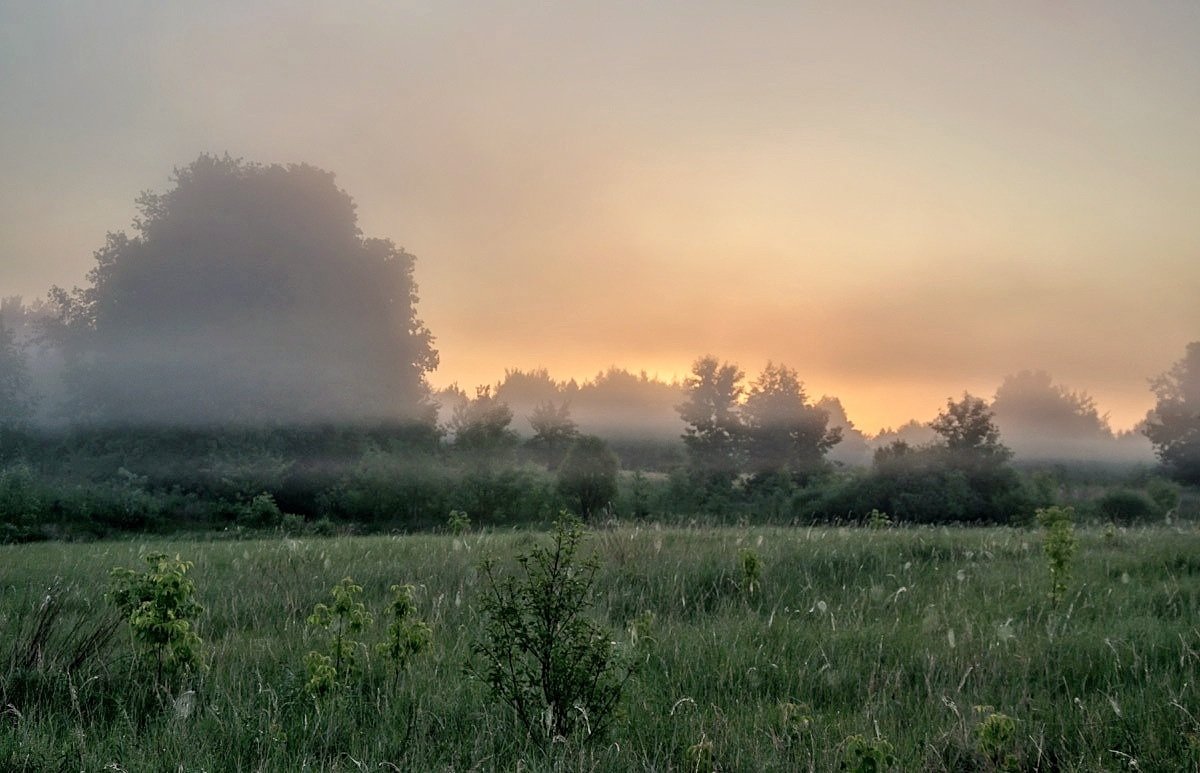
[0,316,34,426]
[527,400,579,468]
[1145,341,1200,484]
[494,368,563,434]
[872,419,937,450]
[556,435,619,519]
[573,368,684,439]
[489,367,684,440]
[990,370,1113,460]
[741,362,841,480]
[818,396,871,467]
[677,356,745,486]
[43,154,438,426]
[449,386,519,467]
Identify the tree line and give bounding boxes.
[0,154,1196,495]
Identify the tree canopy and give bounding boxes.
[1144,341,1200,484]
[991,370,1111,459]
[449,386,519,466]
[45,154,438,426]
[742,362,841,479]
[677,356,745,483]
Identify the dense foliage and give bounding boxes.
[556,435,619,519]
[1145,341,1200,484]
[43,154,438,426]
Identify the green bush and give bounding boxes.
[1036,505,1077,605]
[557,435,619,520]
[107,553,205,691]
[376,583,432,688]
[236,491,284,528]
[472,516,631,743]
[1095,488,1161,524]
[304,577,373,696]
[840,733,897,772]
[0,463,45,542]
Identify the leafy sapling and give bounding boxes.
[973,708,1020,771]
[107,552,205,692]
[472,515,631,743]
[840,733,898,772]
[1036,505,1077,605]
[739,548,762,597]
[305,576,373,696]
[866,509,893,530]
[376,583,432,689]
[447,509,471,536]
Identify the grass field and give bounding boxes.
[3,522,1200,771]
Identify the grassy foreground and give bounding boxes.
[2,523,1200,771]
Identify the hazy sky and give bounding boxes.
[3,1,1198,432]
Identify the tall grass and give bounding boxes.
[2,523,1199,770]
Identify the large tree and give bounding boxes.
[1145,342,1200,484]
[930,393,1013,473]
[676,356,745,484]
[527,400,579,468]
[991,370,1111,459]
[45,154,438,425]
[573,367,684,439]
[742,362,840,480]
[494,368,563,435]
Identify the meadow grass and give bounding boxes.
[2,522,1199,771]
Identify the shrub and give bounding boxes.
[0,463,45,543]
[1095,488,1161,524]
[1145,476,1181,514]
[304,577,373,696]
[1036,506,1077,605]
[107,553,205,690]
[472,515,630,743]
[739,548,762,597]
[557,436,619,520]
[446,509,470,536]
[375,584,432,689]
[866,509,892,529]
[840,733,898,772]
[236,491,284,528]
[973,708,1020,771]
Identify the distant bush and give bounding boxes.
[0,463,46,542]
[1145,476,1181,514]
[803,445,1038,525]
[320,446,452,526]
[1094,489,1162,524]
[235,491,284,528]
[557,435,619,519]
[451,467,559,524]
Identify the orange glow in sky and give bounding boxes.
[2,3,1198,433]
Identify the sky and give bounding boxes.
[2,1,1198,433]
